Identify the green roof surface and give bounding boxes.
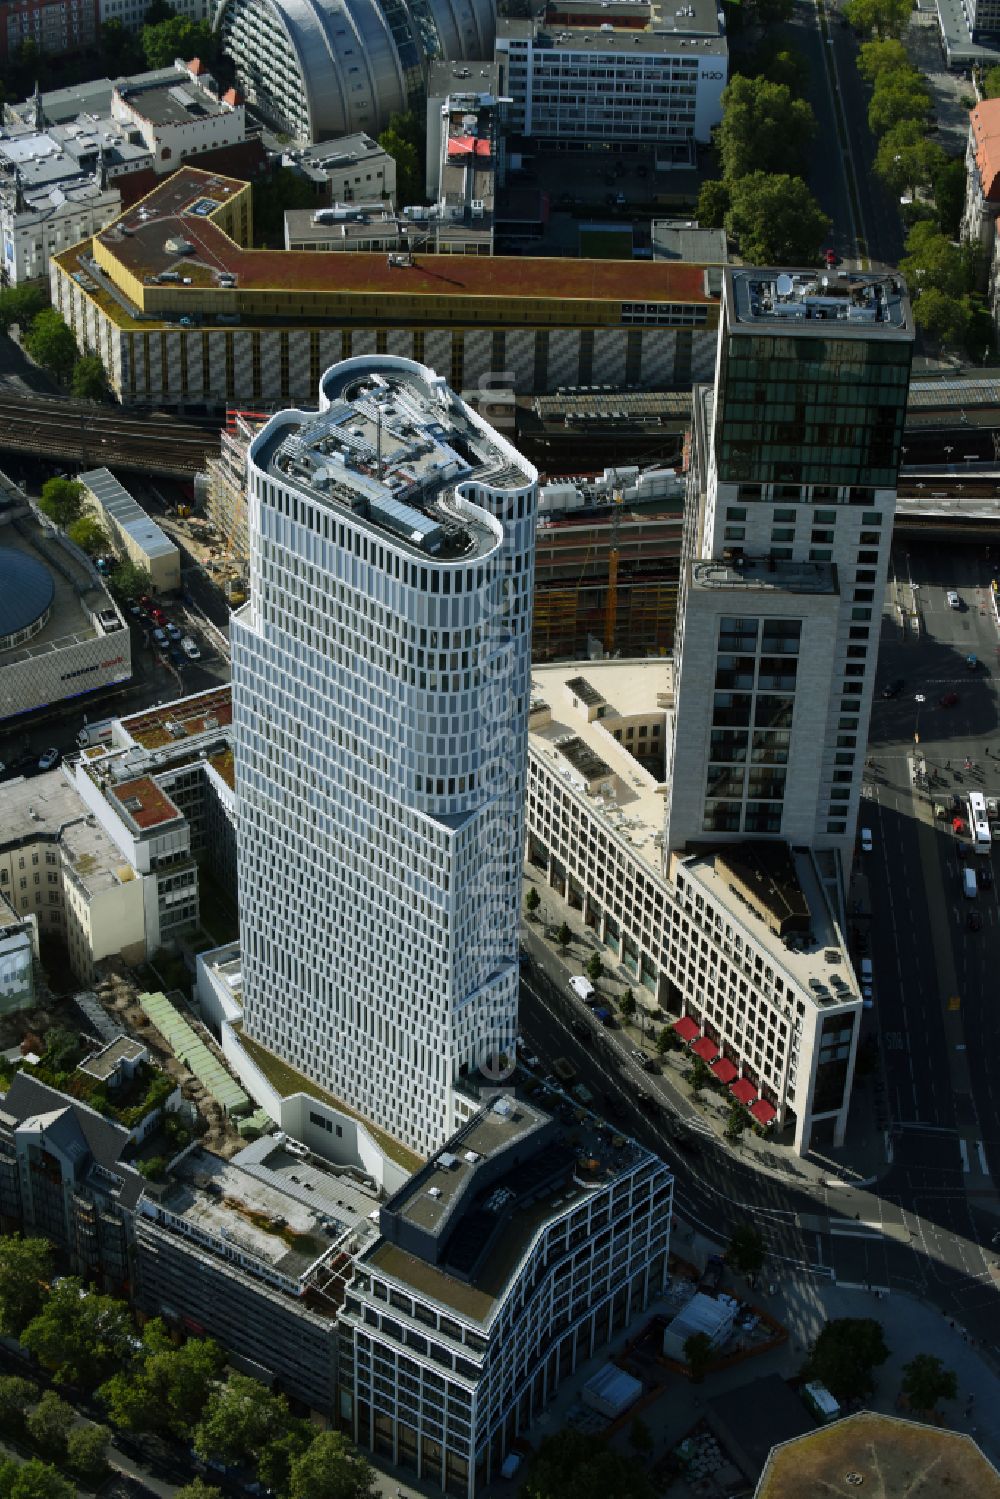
[139,990,250,1115]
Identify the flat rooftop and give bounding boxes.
[497,0,724,47]
[59,815,136,898]
[149,1143,375,1285]
[529,657,673,881]
[256,363,532,562]
[79,468,178,562]
[120,684,233,750]
[78,1036,145,1082]
[680,844,859,1007]
[119,80,228,125]
[755,1410,1000,1498]
[0,770,86,847]
[368,1095,652,1324]
[107,775,183,832]
[690,556,837,595]
[727,267,912,338]
[74,166,715,324]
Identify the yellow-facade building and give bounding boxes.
[52,166,721,409]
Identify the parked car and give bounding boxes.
[164,621,182,641]
[860,827,873,852]
[947,590,961,609]
[153,628,168,646]
[824,248,839,266]
[37,747,60,771]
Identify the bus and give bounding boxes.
[969,791,992,853]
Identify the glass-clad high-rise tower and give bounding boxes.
[230,357,537,1158]
[667,267,913,861]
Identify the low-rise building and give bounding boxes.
[0,489,131,723]
[53,165,720,409]
[0,1071,144,1295]
[495,0,727,160]
[110,67,246,176]
[79,468,181,594]
[339,1092,672,1496]
[524,659,862,1153]
[282,134,398,205]
[652,219,730,264]
[99,0,216,28]
[0,894,37,1016]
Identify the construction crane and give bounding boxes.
[603,471,624,656]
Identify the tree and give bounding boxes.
[687,1056,711,1095]
[619,989,636,1023]
[656,1027,673,1056]
[985,64,1000,98]
[933,155,966,238]
[521,1430,656,1499]
[66,1422,111,1478]
[21,1279,134,1391]
[717,76,816,181]
[725,173,831,265]
[856,37,909,82]
[727,1223,765,1277]
[144,0,176,20]
[110,557,153,601]
[741,43,809,96]
[378,110,423,206]
[912,287,972,347]
[901,1352,957,1412]
[844,0,911,37]
[101,17,145,72]
[0,1374,37,1433]
[805,1317,889,1401]
[585,951,603,984]
[629,1414,653,1459]
[194,1373,293,1469]
[251,166,317,246]
[868,73,932,137]
[874,120,944,199]
[695,178,729,229]
[25,1390,75,1457]
[38,477,85,529]
[287,1431,378,1499]
[0,284,45,335]
[901,221,969,298]
[556,921,572,949]
[0,1237,51,1337]
[683,1331,713,1383]
[5,1458,74,1499]
[724,1103,749,1143]
[70,354,108,401]
[175,1483,224,1499]
[525,885,540,918]
[258,1422,314,1495]
[99,1322,226,1438]
[23,309,78,383]
[67,515,110,556]
[141,16,214,69]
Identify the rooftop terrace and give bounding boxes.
[120,684,233,750]
[727,267,911,338]
[107,775,183,833]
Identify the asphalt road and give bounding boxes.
[787,0,855,262]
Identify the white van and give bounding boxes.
[181,635,201,659]
[860,957,873,983]
[568,975,595,1002]
[963,867,978,899]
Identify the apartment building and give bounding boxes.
[52,166,720,409]
[282,134,398,205]
[666,267,913,863]
[339,1093,673,1497]
[0,896,37,1017]
[963,99,1000,326]
[494,0,727,157]
[230,357,537,1160]
[1,0,99,63]
[524,659,862,1150]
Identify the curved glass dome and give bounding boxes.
[0,548,55,652]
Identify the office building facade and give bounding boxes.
[666,268,913,862]
[231,357,537,1159]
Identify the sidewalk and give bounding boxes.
[522,865,890,1192]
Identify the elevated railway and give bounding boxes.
[0,396,219,477]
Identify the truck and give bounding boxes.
[552,1056,577,1086]
[76,718,117,749]
[963,867,978,899]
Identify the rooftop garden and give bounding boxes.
[0,1027,174,1130]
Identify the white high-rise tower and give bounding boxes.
[230,357,537,1158]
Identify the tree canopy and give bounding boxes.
[0,284,45,335]
[856,37,909,82]
[378,110,423,206]
[141,16,215,68]
[805,1317,889,1400]
[873,120,945,198]
[695,178,730,230]
[521,1430,656,1499]
[175,1482,224,1499]
[23,310,77,383]
[724,173,831,265]
[21,1278,134,1391]
[867,70,933,137]
[99,1319,226,1438]
[25,1391,75,1458]
[110,558,154,601]
[0,1236,51,1337]
[717,76,816,181]
[844,0,911,37]
[901,1352,957,1412]
[70,354,109,401]
[194,1373,294,1469]
[65,1422,111,1479]
[287,1430,379,1499]
[67,515,110,556]
[0,1373,37,1432]
[2,1457,75,1499]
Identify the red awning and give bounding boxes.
[750,1098,777,1126]
[691,1036,719,1063]
[673,1015,700,1042]
[729,1078,757,1106]
[711,1056,738,1084]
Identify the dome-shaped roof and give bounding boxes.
[0,548,55,641]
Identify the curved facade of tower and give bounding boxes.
[220,0,496,143]
[231,357,537,1158]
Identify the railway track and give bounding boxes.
[0,396,219,476]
